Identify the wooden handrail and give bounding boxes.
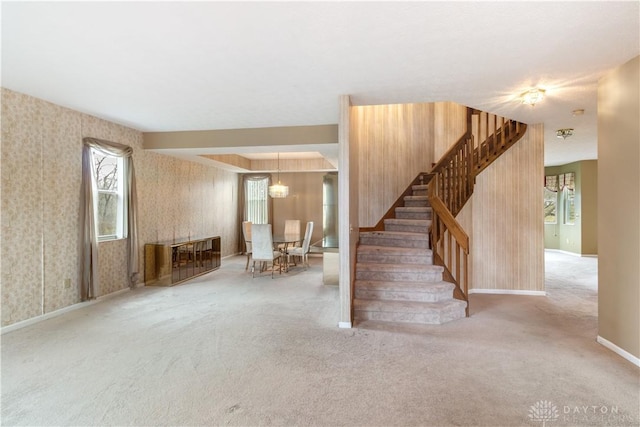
[428,195,468,251]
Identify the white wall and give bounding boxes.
[597,55,640,361]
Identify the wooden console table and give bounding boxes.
[144,236,221,286]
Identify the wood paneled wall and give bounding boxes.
[352,103,435,227]
[434,102,468,160]
[470,124,545,291]
[352,100,544,293]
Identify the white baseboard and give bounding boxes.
[469,289,547,296]
[1,287,131,335]
[338,321,352,329]
[597,336,640,367]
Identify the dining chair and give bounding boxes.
[287,221,314,270]
[279,219,301,250]
[242,221,252,271]
[251,224,282,278]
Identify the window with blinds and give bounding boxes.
[245,177,269,224]
[544,175,558,224]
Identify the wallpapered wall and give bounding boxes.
[1,89,239,326]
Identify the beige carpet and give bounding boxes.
[1,252,638,426]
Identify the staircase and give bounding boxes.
[354,107,527,327]
[354,184,467,325]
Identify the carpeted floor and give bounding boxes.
[1,251,638,426]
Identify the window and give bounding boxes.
[81,137,138,300]
[544,187,557,224]
[92,150,126,240]
[245,176,269,224]
[560,172,576,225]
[564,187,576,225]
[544,175,558,224]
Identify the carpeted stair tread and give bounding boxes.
[396,206,432,213]
[357,245,432,255]
[383,218,431,227]
[360,231,429,247]
[356,263,443,282]
[360,231,429,240]
[356,263,444,273]
[355,279,454,293]
[411,184,429,191]
[395,206,433,220]
[403,196,430,207]
[353,298,467,324]
[354,298,466,313]
[384,218,431,233]
[360,231,430,250]
[411,185,429,196]
[357,245,433,264]
[355,279,455,302]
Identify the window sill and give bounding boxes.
[98,236,126,243]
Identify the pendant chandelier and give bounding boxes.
[268,153,289,198]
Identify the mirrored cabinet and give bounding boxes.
[145,236,221,286]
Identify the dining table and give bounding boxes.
[246,233,301,273]
[272,233,301,272]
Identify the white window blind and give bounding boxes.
[245,177,269,224]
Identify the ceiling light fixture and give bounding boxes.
[572,109,585,116]
[521,88,546,107]
[268,153,289,198]
[556,128,574,139]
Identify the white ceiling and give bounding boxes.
[2,2,639,167]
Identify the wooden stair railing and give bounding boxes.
[428,181,469,314]
[426,125,473,316]
[427,108,528,316]
[430,133,475,217]
[471,109,528,175]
